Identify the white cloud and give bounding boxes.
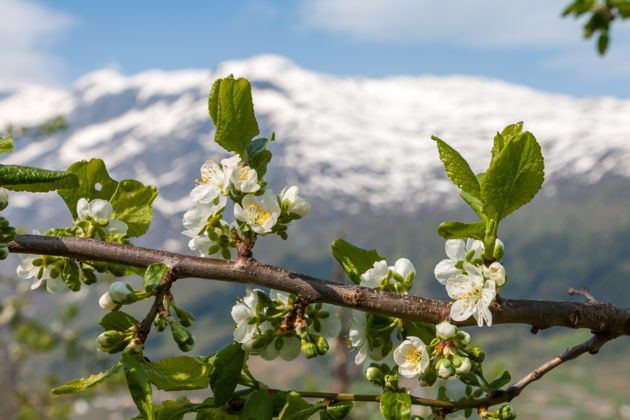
[0,0,74,86]
[299,0,581,48]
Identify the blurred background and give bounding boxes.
[1,0,630,418]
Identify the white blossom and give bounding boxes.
[279,186,311,217]
[392,258,415,283]
[187,235,214,258]
[260,336,301,361]
[483,261,506,287]
[360,260,389,289]
[182,203,216,235]
[434,239,483,285]
[77,198,128,236]
[234,191,280,234]
[349,312,385,365]
[231,289,265,344]
[228,159,260,193]
[446,264,496,327]
[436,321,457,340]
[312,304,341,338]
[393,336,430,378]
[189,157,234,205]
[17,254,64,293]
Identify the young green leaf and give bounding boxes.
[123,352,155,420]
[402,321,436,345]
[278,392,321,420]
[144,356,211,391]
[437,221,485,240]
[379,391,411,420]
[491,122,523,161]
[57,158,119,218]
[0,136,13,154]
[208,76,260,156]
[459,190,485,220]
[209,342,245,406]
[487,369,511,391]
[109,179,158,237]
[331,239,384,284]
[481,131,544,222]
[151,398,198,420]
[322,401,353,420]
[52,360,122,394]
[239,390,274,420]
[143,263,168,293]
[0,164,78,192]
[99,310,140,332]
[431,135,481,198]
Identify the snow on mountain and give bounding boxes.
[1,54,630,247]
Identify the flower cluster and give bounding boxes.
[434,239,506,327]
[182,154,310,258]
[230,288,340,361]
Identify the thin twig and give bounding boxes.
[136,268,177,344]
[568,287,599,304]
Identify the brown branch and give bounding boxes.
[136,268,177,344]
[7,234,630,337]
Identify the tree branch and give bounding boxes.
[7,234,630,336]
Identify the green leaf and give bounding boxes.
[144,263,168,293]
[379,391,411,420]
[208,77,260,156]
[210,342,245,406]
[459,190,484,219]
[57,159,119,218]
[62,259,81,292]
[331,239,384,284]
[278,392,321,420]
[239,390,274,420]
[152,398,198,420]
[271,391,290,416]
[598,31,609,54]
[110,179,158,237]
[196,407,238,420]
[52,360,122,394]
[123,352,155,420]
[431,135,480,198]
[402,321,436,345]
[481,131,544,222]
[437,221,485,240]
[0,164,78,192]
[144,356,211,391]
[487,369,511,391]
[491,122,523,161]
[323,401,353,419]
[248,149,272,179]
[99,310,139,332]
[0,137,13,154]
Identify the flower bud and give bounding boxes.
[483,262,506,287]
[279,186,311,217]
[366,364,385,385]
[493,239,505,260]
[96,330,128,351]
[436,321,457,340]
[469,347,485,363]
[174,306,196,327]
[301,339,318,359]
[0,243,8,260]
[170,322,192,345]
[0,188,8,211]
[436,358,453,378]
[315,336,329,355]
[455,357,472,374]
[108,282,136,303]
[455,331,471,346]
[178,335,195,352]
[394,258,415,284]
[497,405,516,420]
[98,292,116,310]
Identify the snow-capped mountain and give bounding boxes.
[2,55,630,249]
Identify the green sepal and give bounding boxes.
[62,259,81,292]
[0,136,13,154]
[0,164,78,192]
[331,239,384,284]
[431,135,480,198]
[481,129,544,222]
[379,391,411,420]
[322,401,353,419]
[143,356,211,391]
[437,221,485,240]
[487,369,511,391]
[208,76,260,156]
[51,360,122,395]
[209,342,245,406]
[401,321,436,345]
[144,262,168,293]
[239,389,274,420]
[123,352,155,420]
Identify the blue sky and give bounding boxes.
[2,0,630,97]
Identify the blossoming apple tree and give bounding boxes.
[1,76,629,420]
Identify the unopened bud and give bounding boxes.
[493,239,505,260]
[98,292,116,310]
[174,307,196,327]
[0,188,8,211]
[0,243,8,260]
[96,330,127,351]
[301,339,318,359]
[108,282,135,304]
[315,336,329,355]
[455,331,471,346]
[178,335,195,352]
[436,321,457,340]
[498,405,516,420]
[469,347,485,363]
[436,358,453,378]
[366,364,385,385]
[455,357,472,374]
